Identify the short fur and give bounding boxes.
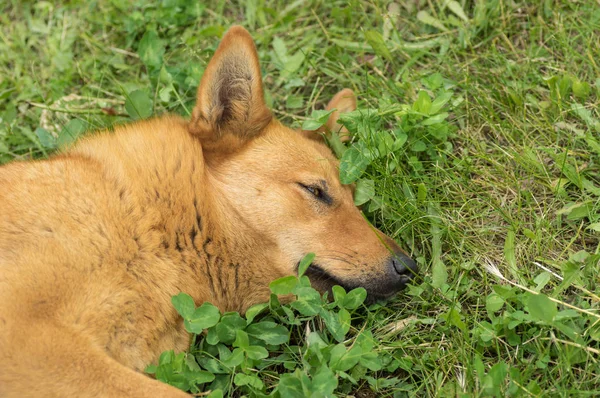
[0,26,415,397]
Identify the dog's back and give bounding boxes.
[0,117,201,396]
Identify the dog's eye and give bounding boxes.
[299,183,332,205]
[306,186,322,198]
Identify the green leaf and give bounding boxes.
[188,370,215,385]
[343,287,367,310]
[234,373,264,389]
[339,147,371,184]
[125,90,153,120]
[233,329,249,349]
[171,293,196,320]
[421,112,449,126]
[527,294,557,324]
[281,51,305,79]
[338,109,381,137]
[199,356,227,374]
[306,331,328,363]
[534,272,552,292]
[442,306,466,331]
[410,140,427,152]
[486,293,504,313]
[417,183,427,202]
[354,179,375,206]
[138,29,165,69]
[572,80,591,100]
[422,73,444,90]
[35,127,55,149]
[329,343,362,371]
[184,353,201,372]
[291,287,322,316]
[272,37,288,64]
[430,204,446,289]
[298,252,315,277]
[278,369,310,397]
[570,103,600,132]
[446,1,469,22]
[392,131,408,151]
[416,10,448,32]
[286,95,303,109]
[245,0,257,29]
[244,303,268,325]
[221,347,244,368]
[476,321,496,342]
[413,90,432,114]
[245,345,269,360]
[430,91,453,114]
[376,130,395,157]
[587,222,600,232]
[488,362,508,390]
[320,308,348,342]
[270,275,298,295]
[431,258,447,289]
[327,131,347,158]
[301,109,334,131]
[338,308,351,335]
[360,351,383,371]
[207,389,223,398]
[364,30,391,60]
[215,313,246,344]
[332,285,347,306]
[205,326,219,345]
[504,227,518,279]
[246,321,289,345]
[556,201,592,221]
[527,294,558,324]
[312,366,338,395]
[58,119,87,148]
[558,76,573,98]
[184,303,221,334]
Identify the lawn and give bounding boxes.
[1,0,600,396]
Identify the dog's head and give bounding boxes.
[189,26,417,301]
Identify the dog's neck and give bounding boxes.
[144,138,281,314]
[71,117,281,314]
[176,191,279,313]
[189,161,291,312]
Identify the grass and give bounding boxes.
[2,0,600,396]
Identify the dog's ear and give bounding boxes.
[324,88,357,141]
[300,88,357,143]
[189,26,272,151]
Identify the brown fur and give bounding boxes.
[0,26,415,397]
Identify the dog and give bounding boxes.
[0,26,417,397]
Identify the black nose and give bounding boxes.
[390,252,417,283]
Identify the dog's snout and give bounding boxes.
[390,252,417,283]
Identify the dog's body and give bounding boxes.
[0,27,416,397]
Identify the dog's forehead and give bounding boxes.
[278,128,339,168]
[247,125,341,183]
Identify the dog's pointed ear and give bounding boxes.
[300,88,357,143]
[189,26,272,150]
[324,88,357,141]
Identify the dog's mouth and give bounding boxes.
[300,262,396,303]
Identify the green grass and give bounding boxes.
[2,0,600,396]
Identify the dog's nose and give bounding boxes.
[390,252,417,284]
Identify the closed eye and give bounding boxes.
[298,183,333,205]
